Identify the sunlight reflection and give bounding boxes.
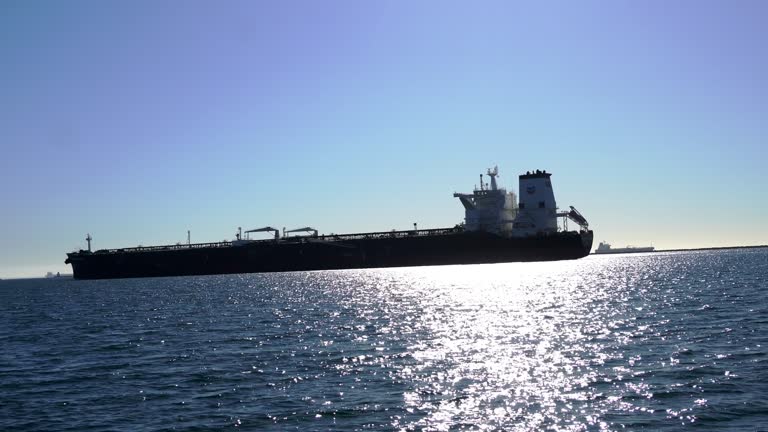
[378,259,640,430]
[277,254,717,429]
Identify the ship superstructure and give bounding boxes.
[453,167,517,235]
[455,168,590,238]
[65,166,594,280]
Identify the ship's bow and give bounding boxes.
[580,230,594,256]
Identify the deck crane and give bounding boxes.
[244,226,280,240]
[286,227,319,237]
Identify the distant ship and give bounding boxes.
[65,167,594,280]
[594,242,654,254]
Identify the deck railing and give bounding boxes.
[82,226,465,255]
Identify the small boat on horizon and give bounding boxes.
[594,242,654,254]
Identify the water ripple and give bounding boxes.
[0,248,766,430]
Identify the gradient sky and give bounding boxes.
[1,1,766,278]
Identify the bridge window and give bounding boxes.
[519,203,525,209]
[538,201,545,208]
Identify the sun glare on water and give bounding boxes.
[351,259,650,430]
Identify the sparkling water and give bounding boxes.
[1,248,766,430]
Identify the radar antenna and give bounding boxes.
[487,165,499,190]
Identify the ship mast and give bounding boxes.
[86,233,92,252]
[487,166,499,190]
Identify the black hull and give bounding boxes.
[66,230,593,280]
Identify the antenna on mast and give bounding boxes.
[86,233,92,252]
[487,166,499,190]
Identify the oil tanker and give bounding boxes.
[65,167,593,279]
[594,242,655,254]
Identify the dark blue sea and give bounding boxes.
[1,248,767,431]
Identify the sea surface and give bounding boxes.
[1,248,767,431]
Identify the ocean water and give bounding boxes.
[1,249,766,431]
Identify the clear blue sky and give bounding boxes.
[1,1,766,278]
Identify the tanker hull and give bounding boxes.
[66,230,593,280]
